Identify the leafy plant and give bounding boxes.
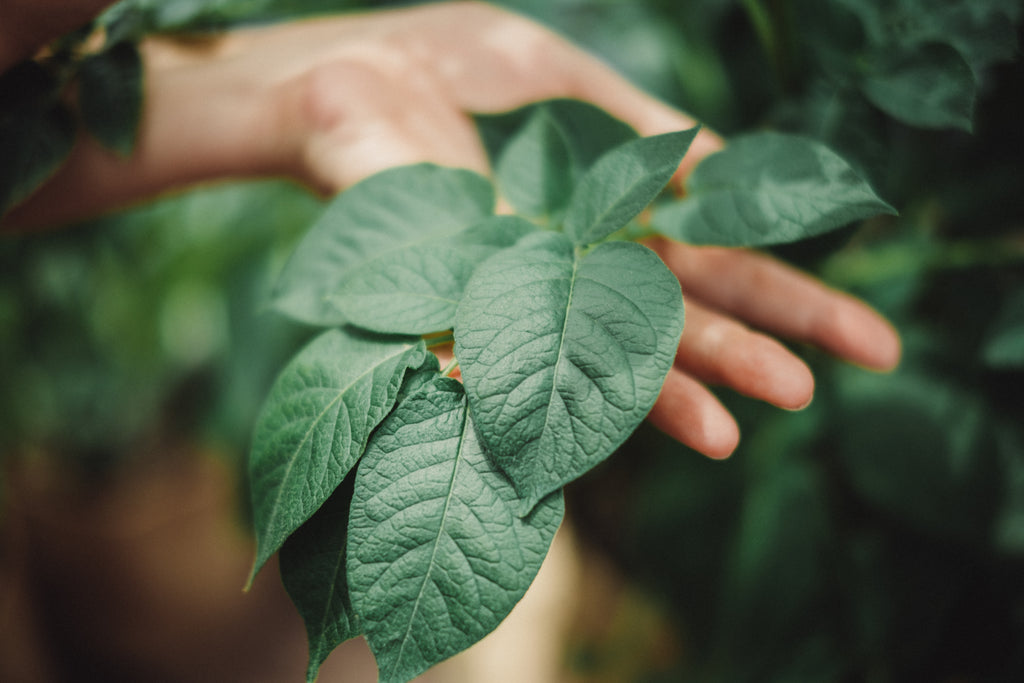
[249,99,892,682]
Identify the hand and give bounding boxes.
[3,1,900,459]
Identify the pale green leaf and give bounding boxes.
[78,41,143,156]
[247,328,428,583]
[563,128,699,246]
[280,476,361,683]
[493,106,575,222]
[332,215,536,335]
[651,132,896,246]
[272,165,494,326]
[348,378,564,683]
[455,233,683,514]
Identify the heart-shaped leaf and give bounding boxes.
[563,128,699,246]
[455,232,684,514]
[332,215,536,335]
[347,377,564,683]
[651,132,896,246]
[272,165,494,326]
[247,328,428,583]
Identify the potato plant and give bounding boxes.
[249,99,892,682]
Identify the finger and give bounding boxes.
[675,300,814,410]
[647,368,739,459]
[652,239,902,371]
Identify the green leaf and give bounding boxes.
[280,475,362,683]
[563,128,699,246]
[861,43,976,131]
[455,233,684,514]
[476,98,638,192]
[347,377,564,683]
[247,328,429,584]
[332,215,536,335]
[78,42,144,156]
[0,62,76,215]
[983,288,1024,368]
[273,164,494,326]
[493,106,575,222]
[651,132,896,247]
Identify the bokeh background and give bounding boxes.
[2,1,1023,681]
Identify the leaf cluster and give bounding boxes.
[250,99,892,681]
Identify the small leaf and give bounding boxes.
[455,233,683,514]
[983,288,1024,368]
[0,62,76,215]
[651,132,896,247]
[493,106,574,222]
[78,42,144,156]
[348,378,564,683]
[280,476,362,683]
[332,215,536,335]
[563,127,699,246]
[247,328,429,583]
[273,165,494,326]
[861,43,976,131]
[476,99,638,181]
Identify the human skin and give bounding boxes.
[1,1,901,459]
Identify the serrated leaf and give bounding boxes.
[651,132,896,247]
[563,128,699,246]
[280,475,362,683]
[861,43,976,131]
[347,378,564,683]
[0,62,76,215]
[331,215,536,335]
[455,233,683,514]
[273,165,494,326]
[78,42,144,156]
[247,328,429,583]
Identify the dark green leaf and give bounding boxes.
[347,378,564,683]
[861,43,976,131]
[78,42,144,156]
[455,233,683,514]
[563,128,699,246]
[273,164,494,326]
[280,476,362,683]
[332,215,536,335]
[247,328,429,583]
[0,62,76,215]
[651,132,896,246]
[983,288,1024,368]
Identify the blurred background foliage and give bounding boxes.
[2,0,1023,681]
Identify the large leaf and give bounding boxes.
[247,328,428,583]
[347,378,564,683]
[651,132,896,246]
[332,215,536,335]
[455,232,683,514]
[280,475,361,683]
[0,62,76,216]
[563,127,699,246]
[860,43,976,131]
[78,41,143,156]
[272,165,494,325]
